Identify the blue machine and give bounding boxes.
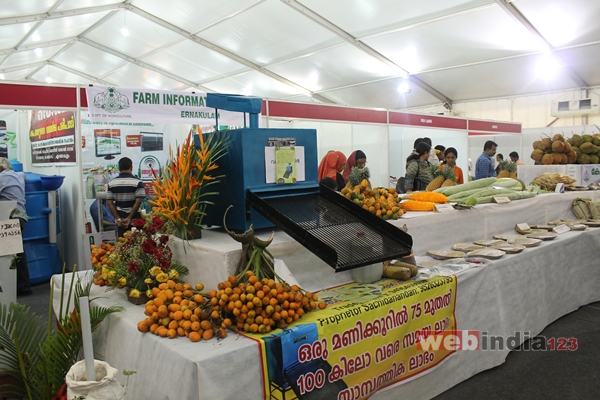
[203,94,319,231]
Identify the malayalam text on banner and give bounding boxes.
[244,276,458,400]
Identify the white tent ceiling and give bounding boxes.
[1,0,599,111]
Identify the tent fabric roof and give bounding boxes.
[1,0,598,111]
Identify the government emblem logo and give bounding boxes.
[93,87,130,113]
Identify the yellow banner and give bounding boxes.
[244,276,457,400]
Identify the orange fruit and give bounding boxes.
[137,321,149,333]
[202,330,213,340]
[191,321,201,331]
[157,305,168,318]
[173,311,183,321]
[189,331,201,342]
[200,320,211,331]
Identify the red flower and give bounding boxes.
[159,235,169,244]
[160,260,170,270]
[151,217,164,230]
[142,238,156,253]
[128,261,139,274]
[133,219,146,228]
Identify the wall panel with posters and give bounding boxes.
[29,110,77,165]
[80,115,172,232]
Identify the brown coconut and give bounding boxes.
[563,142,572,153]
[531,149,544,161]
[542,137,552,150]
[541,153,554,165]
[532,140,545,151]
[567,150,578,163]
[552,134,565,142]
[559,153,568,164]
[551,140,565,153]
[552,153,563,164]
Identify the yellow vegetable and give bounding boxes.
[400,200,436,211]
[407,192,449,204]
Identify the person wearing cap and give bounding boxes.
[0,157,31,295]
[107,157,145,237]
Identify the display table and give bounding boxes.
[55,192,600,399]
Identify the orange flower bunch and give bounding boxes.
[149,126,230,240]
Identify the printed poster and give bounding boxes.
[244,276,458,399]
[29,110,76,165]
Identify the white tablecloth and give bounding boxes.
[53,191,600,399]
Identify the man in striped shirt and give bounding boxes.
[107,157,145,237]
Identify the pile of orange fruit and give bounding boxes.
[90,241,115,286]
[136,272,326,342]
[137,280,226,342]
[215,270,325,334]
[341,185,403,220]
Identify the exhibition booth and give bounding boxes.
[2,81,600,399]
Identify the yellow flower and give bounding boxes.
[168,270,179,280]
[109,270,116,278]
[149,266,162,277]
[156,272,169,283]
[118,277,127,286]
[101,267,109,280]
[129,289,141,298]
[144,278,154,284]
[146,289,154,299]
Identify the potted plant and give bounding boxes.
[0,268,123,399]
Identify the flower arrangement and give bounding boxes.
[101,215,189,299]
[149,125,230,240]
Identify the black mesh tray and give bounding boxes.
[247,186,412,272]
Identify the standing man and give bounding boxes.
[0,158,31,295]
[107,157,145,237]
[475,140,498,180]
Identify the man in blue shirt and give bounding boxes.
[89,198,118,232]
[0,157,31,295]
[475,140,498,180]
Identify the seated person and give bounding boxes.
[319,176,338,191]
[90,198,118,231]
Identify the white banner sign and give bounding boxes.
[0,219,23,256]
[85,85,251,125]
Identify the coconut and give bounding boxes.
[532,140,545,151]
[542,137,552,150]
[573,146,581,156]
[541,154,554,165]
[580,142,594,154]
[567,150,578,163]
[559,153,568,164]
[582,134,593,143]
[590,155,600,164]
[551,141,565,153]
[577,153,590,164]
[593,135,600,146]
[563,142,572,153]
[570,134,583,147]
[552,134,565,142]
[552,153,562,164]
[530,149,544,161]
